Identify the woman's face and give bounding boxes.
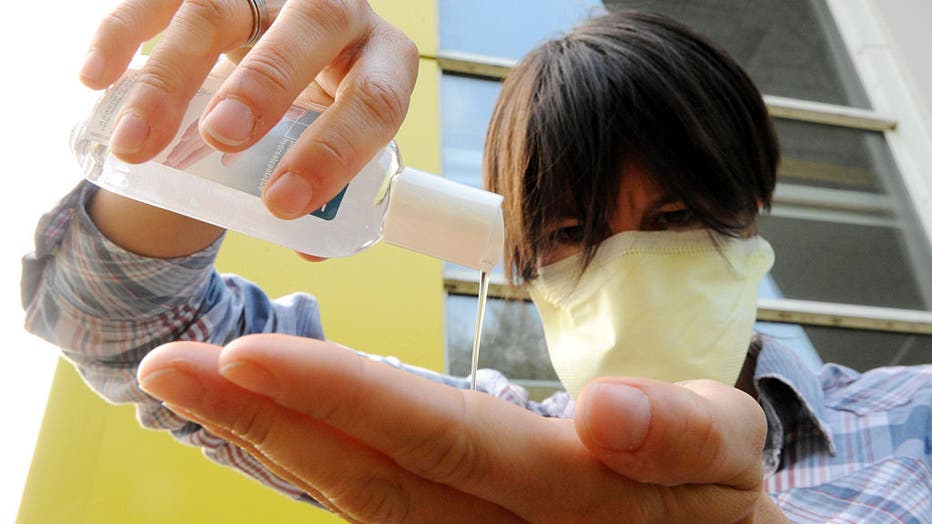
[541,167,703,266]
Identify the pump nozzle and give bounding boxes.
[382,168,504,272]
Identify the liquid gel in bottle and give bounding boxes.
[70,58,504,271]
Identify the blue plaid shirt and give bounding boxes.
[23,182,932,522]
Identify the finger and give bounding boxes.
[109,0,269,162]
[165,121,206,167]
[295,252,328,262]
[215,334,653,522]
[220,151,243,166]
[172,143,214,170]
[295,79,337,109]
[259,18,419,219]
[139,342,523,523]
[574,379,769,523]
[574,378,767,490]
[80,0,183,89]
[197,0,371,156]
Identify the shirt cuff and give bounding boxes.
[25,180,224,319]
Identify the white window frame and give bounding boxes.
[826,0,932,306]
[434,3,932,349]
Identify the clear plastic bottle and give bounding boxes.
[71,59,504,271]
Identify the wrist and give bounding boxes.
[88,189,224,258]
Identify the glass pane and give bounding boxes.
[759,217,929,310]
[440,73,932,311]
[440,74,500,188]
[439,0,604,60]
[440,76,505,278]
[765,122,932,311]
[440,0,870,108]
[775,119,884,192]
[602,0,871,108]
[445,294,558,382]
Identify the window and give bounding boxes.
[437,0,932,394]
[439,0,603,60]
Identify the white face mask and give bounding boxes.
[528,229,774,398]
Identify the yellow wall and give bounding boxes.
[17,1,442,522]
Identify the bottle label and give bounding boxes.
[90,70,346,221]
[313,185,347,220]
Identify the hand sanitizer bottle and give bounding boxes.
[70,59,503,271]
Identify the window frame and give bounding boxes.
[432,3,932,377]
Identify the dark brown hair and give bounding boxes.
[484,10,779,283]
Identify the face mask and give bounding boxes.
[527,229,774,398]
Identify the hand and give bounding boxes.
[138,334,787,523]
[81,0,418,219]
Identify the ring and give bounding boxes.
[244,0,268,47]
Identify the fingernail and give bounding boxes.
[110,112,149,156]
[219,361,281,397]
[80,49,104,84]
[139,368,205,406]
[201,98,255,146]
[263,172,314,219]
[585,384,651,451]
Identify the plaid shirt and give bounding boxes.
[23,182,932,522]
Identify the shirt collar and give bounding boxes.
[753,338,836,473]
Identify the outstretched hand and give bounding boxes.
[81,0,418,219]
[139,334,787,523]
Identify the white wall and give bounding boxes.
[828,0,932,255]
[867,0,932,143]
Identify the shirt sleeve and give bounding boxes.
[763,361,932,523]
[21,181,327,502]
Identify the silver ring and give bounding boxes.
[244,0,268,47]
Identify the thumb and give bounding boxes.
[574,378,767,490]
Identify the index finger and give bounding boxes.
[138,341,523,523]
[79,0,183,90]
[256,16,419,219]
[102,0,280,163]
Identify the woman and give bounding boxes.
[484,11,777,399]
[25,2,930,522]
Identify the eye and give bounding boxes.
[548,224,585,245]
[649,207,699,230]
